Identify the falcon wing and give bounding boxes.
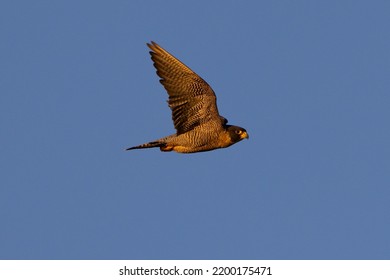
[147,41,225,135]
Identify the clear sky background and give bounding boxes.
[1,1,389,260]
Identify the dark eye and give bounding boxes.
[235,130,242,135]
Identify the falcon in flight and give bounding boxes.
[126,41,248,153]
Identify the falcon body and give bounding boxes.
[126,42,248,153]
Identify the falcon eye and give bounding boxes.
[235,130,242,135]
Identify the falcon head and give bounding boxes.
[227,125,249,143]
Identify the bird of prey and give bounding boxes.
[126,41,248,153]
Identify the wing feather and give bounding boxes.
[147,41,225,134]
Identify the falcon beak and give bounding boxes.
[241,131,249,140]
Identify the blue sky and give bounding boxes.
[1,0,389,259]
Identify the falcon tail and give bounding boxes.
[126,141,164,151]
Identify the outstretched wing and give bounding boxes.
[147,41,225,135]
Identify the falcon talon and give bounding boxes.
[126,41,248,154]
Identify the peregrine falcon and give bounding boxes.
[126,41,248,153]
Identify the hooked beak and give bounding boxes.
[241,131,249,140]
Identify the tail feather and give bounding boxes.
[126,141,163,151]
